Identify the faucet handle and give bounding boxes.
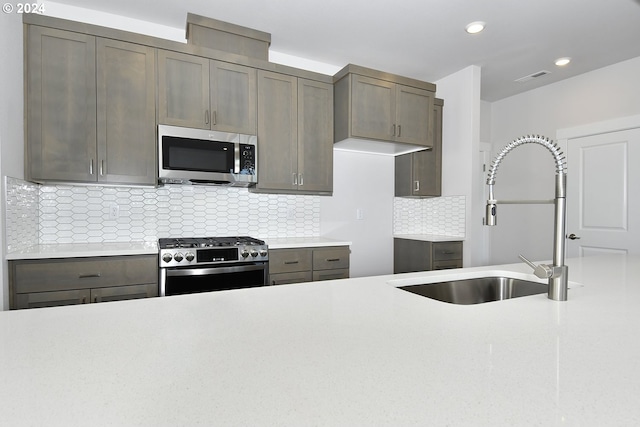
[518,254,553,279]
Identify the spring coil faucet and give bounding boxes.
[485,135,569,301]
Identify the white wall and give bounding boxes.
[0,10,24,310]
[435,66,484,267]
[489,56,640,264]
[320,151,394,277]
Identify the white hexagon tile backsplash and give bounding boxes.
[5,177,320,250]
[5,177,465,251]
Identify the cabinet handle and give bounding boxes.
[212,110,217,126]
[392,124,396,137]
[100,160,105,176]
[293,173,298,185]
[89,159,94,175]
[81,297,87,304]
[284,261,299,265]
[299,173,304,186]
[414,180,420,192]
[326,258,340,262]
[205,110,210,125]
[78,273,101,279]
[398,124,402,137]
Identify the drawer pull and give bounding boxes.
[78,273,101,279]
[284,261,299,265]
[442,251,455,255]
[326,258,341,262]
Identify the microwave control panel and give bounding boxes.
[240,144,256,175]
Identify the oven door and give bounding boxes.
[160,262,268,296]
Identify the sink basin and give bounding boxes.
[398,276,547,305]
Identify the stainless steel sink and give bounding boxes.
[398,276,547,305]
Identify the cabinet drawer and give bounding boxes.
[313,269,349,282]
[11,255,158,293]
[269,271,313,286]
[268,249,312,274]
[15,289,91,309]
[312,247,350,270]
[432,260,463,270]
[92,283,158,303]
[432,242,462,261]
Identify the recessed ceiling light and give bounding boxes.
[465,21,486,34]
[555,57,571,66]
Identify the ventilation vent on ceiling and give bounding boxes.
[515,70,551,83]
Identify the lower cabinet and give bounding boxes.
[9,255,158,310]
[269,246,350,285]
[394,239,462,273]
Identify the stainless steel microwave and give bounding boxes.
[158,125,257,186]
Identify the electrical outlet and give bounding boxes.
[109,203,119,220]
[356,208,364,220]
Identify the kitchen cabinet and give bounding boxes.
[269,246,350,285]
[395,98,444,197]
[334,65,436,148]
[158,51,257,134]
[26,26,156,185]
[97,38,157,185]
[255,70,333,195]
[9,255,158,310]
[394,239,462,273]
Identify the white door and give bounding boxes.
[566,128,640,257]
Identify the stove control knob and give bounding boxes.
[250,250,259,258]
[185,252,195,262]
[174,252,184,262]
[241,249,250,258]
[259,249,268,257]
[162,253,173,263]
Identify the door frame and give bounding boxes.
[555,113,640,256]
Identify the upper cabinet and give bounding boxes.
[254,71,333,195]
[26,26,156,185]
[334,64,436,154]
[158,50,257,134]
[395,98,444,197]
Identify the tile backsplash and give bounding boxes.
[393,195,466,237]
[5,177,319,250]
[5,177,466,251]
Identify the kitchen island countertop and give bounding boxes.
[1,254,639,425]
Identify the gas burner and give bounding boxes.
[158,236,269,268]
[159,236,265,250]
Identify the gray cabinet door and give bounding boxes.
[395,84,435,146]
[395,100,443,197]
[350,75,395,141]
[91,283,158,303]
[26,26,97,182]
[210,61,257,134]
[16,289,91,309]
[297,78,333,193]
[96,39,156,185]
[158,50,210,128]
[411,101,442,196]
[256,70,298,191]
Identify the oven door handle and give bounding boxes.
[165,264,266,277]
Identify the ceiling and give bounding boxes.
[53,0,640,101]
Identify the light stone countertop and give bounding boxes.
[393,233,464,242]
[5,237,351,260]
[4,241,159,260]
[1,254,639,425]
[265,236,352,249]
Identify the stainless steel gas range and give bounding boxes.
[158,236,269,296]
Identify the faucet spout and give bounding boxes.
[484,135,569,301]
